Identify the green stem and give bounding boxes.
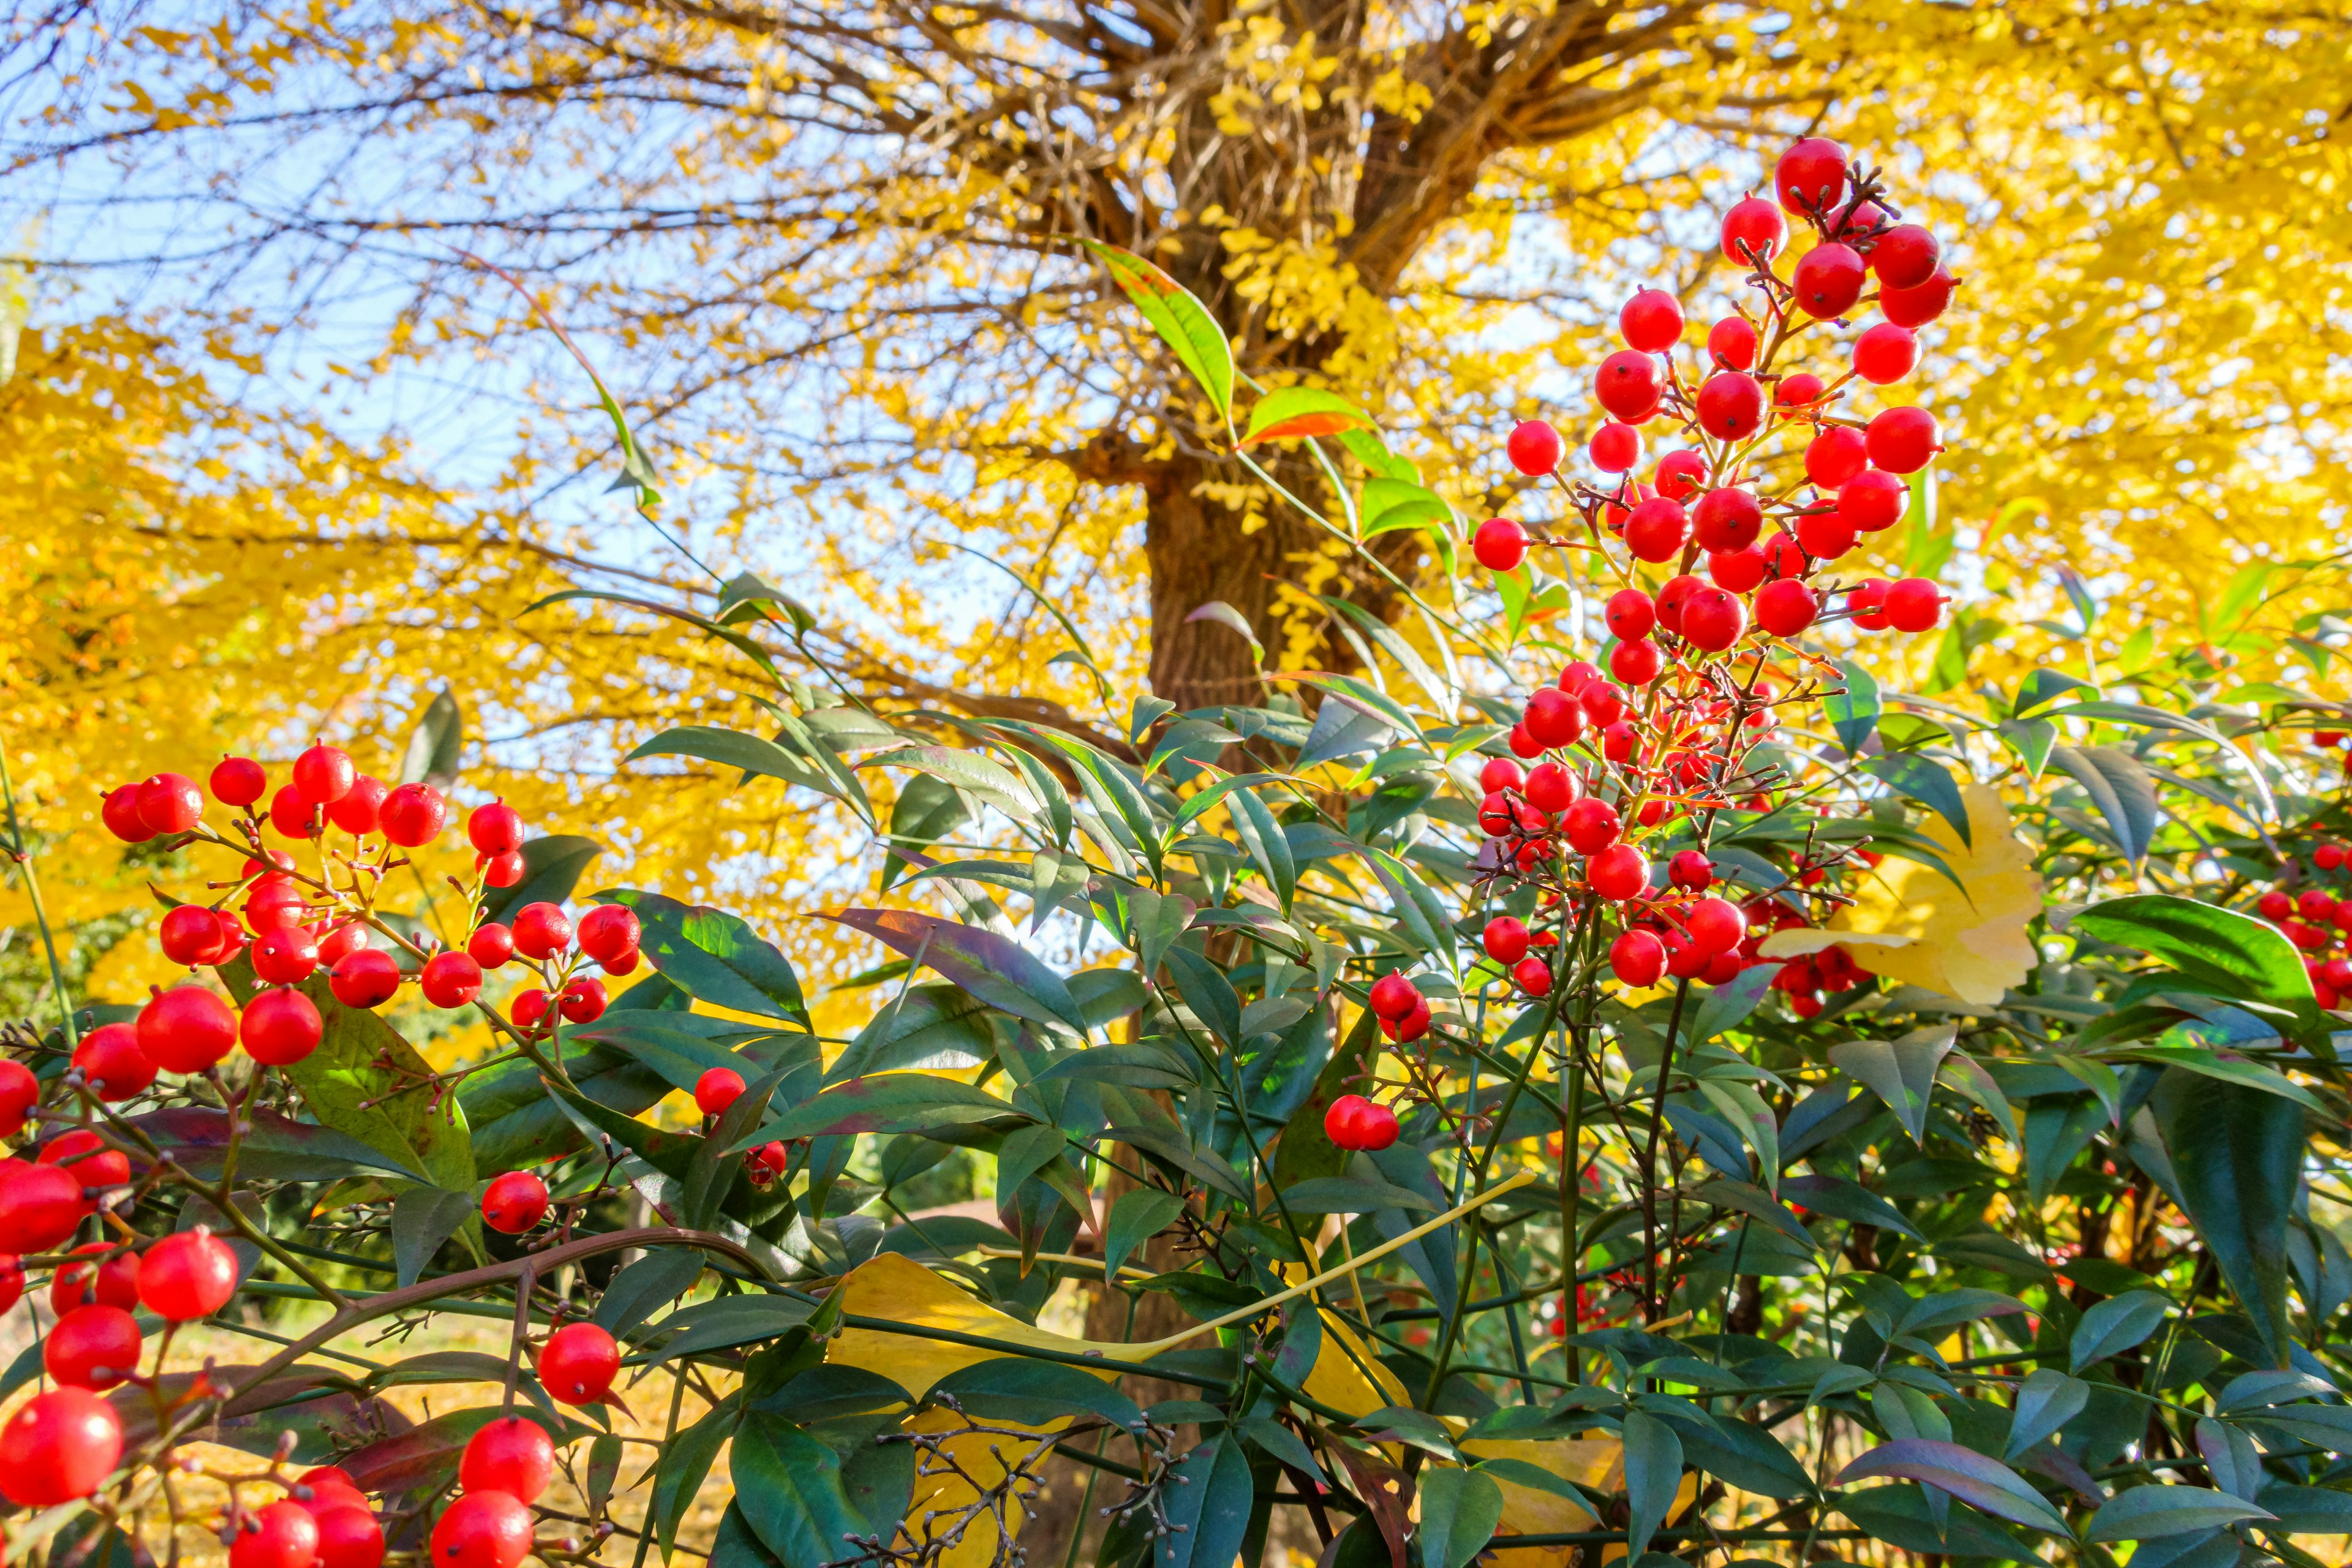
[0,732,81,1047]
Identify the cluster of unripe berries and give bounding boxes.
[1473,135,1954,645]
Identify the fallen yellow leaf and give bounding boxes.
[1825,782,2043,1006]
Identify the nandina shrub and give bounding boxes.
[4,139,2352,1568]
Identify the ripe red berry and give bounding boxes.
[233,1501,323,1568]
[1719,197,1787,264]
[0,1161,85,1253]
[577,905,641,965]
[1595,351,1664,422]
[137,773,204,835]
[1653,450,1707,501]
[483,851,527,888]
[512,989,552,1032]
[2319,844,2347,872]
[211,756,268,807]
[100,785,154,843]
[695,1068,747,1116]
[1619,288,1683,352]
[1354,1101,1401,1150]
[0,1058,37,1134]
[1795,511,1856,560]
[1523,762,1579,813]
[1367,971,1420,1020]
[1694,372,1765,440]
[1852,323,1919,385]
[467,802,526,856]
[1678,587,1748,652]
[1762,531,1809,580]
[1589,421,1642,473]
[140,1227,239,1319]
[1507,724,1543,760]
[1869,224,1943,290]
[467,922,516,969]
[1623,497,1688,563]
[138,984,239,1074]
[1709,546,1766,593]
[1559,659,1600,692]
[1686,897,1746,954]
[1605,589,1657,642]
[0,1387,123,1506]
[1506,420,1564,477]
[2300,889,2337,922]
[380,783,448,848]
[1482,916,1531,965]
[317,920,368,969]
[1837,469,1909,532]
[244,876,307,935]
[1849,577,1893,631]
[270,785,320,840]
[1866,407,1939,473]
[1774,137,1848,214]
[1755,579,1820,637]
[1479,758,1525,796]
[1563,799,1623,856]
[40,1137,129,1202]
[1477,793,1513,837]
[1608,638,1663,686]
[243,987,325,1066]
[328,775,390,836]
[1881,268,1955,327]
[1512,956,1555,997]
[1472,517,1529,573]
[293,745,357,807]
[1523,688,1586,749]
[1691,488,1762,552]
[1883,578,1946,633]
[1792,243,1866,317]
[45,1304,141,1390]
[317,1506,385,1568]
[50,1241,139,1313]
[462,1416,556,1504]
[1601,722,1638,764]
[482,1170,550,1235]
[511,903,573,960]
[538,1321,622,1404]
[1586,843,1649,902]
[1609,929,1666,987]
[65,1023,150,1106]
[1804,426,1868,489]
[1669,851,1713,892]
[431,1490,534,1568]
[252,925,322,986]
[158,903,227,966]
[1706,316,1757,371]
[1324,1093,1372,1148]
[558,978,608,1024]
[329,949,401,1009]
[420,951,484,1009]
[1654,574,1702,634]
[1777,374,1826,410]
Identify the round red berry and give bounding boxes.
[1669,851,1713,892]
[1563,798,1622,856]
[1792,243,1866,317]
[1506,420,1564,477]
[0,1058,37,1135]
[1479,758,1525,796]
[1774,137,1848,214]
[1852,323,1919,385]
[1653,450,1707,500]
[1795,511,1857,560]
[1849,577,1893,631]
[138,984,239,1074]
[293,745,358,807]
[482,1170,550,1235]
[1678,587,1747,652]
[420,951,484,1009]
[1868,224,1942,290]
[1691,487,1762,553]
[244,876,307,934]
[1866,407,1940,473]
[243,987,324,1066]
[270,785,320,840]
[1605,589,1657,641]
[1482,916,1531,965]
[1323,1094,1372,1150]
[1694,372,1764,439]
[1755,579,1820,637]
[467,802,526,856]
[0,1387,123,1506]
[1589,421,1642,473]
[558,978,608,1024]
[1609,929,1666,987]
[1367,971,1420,1020]
[1473,517,1528,573]
[50,1241,138,1313]
[1507,725,1543,760]
[140,1227,239,1320]
[577,905,641,965]
[1624,497,1689,563]
[467,923,516,969]
[317,1506,385,1568]
[44,1304,141,1390]
[252,925,321,986]
[1837,469,1909,532]
[462,1417,556,1505]
[1523,762,1579,813]
[1594,350,1664,422]
[137,773,204,835]
[330,949,402,1010]
[380,783,448,848]
[100,785,154,843]
[538,1321,622,1404]
[430,1490,534,1568]
[70,1026,155,1105]
[0,1161,83,1253]
[511,903,573,960]
[1587,843,1649,902]
[317,921,369,968]
[1884,578,1946,633]
[1654,574,1702,634]
[1709,546,1766,594]
[1686,897,1746,954]
[1804,426,1868,489]
[695,1068,747,1117]
[210,757,268,808]
[511,989,552,1032]
[1706,316,1757,370]
[1881,269,1955,327]
[483,851,527,888]
[1618,289,1683,353]
[328,775,390,836]
[1512,956,1555,997]
[1719,197,1787,264]
[1608,638,1663,686]
[1522,688,1585,749]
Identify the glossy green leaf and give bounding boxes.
[2152,1069,2302,1367]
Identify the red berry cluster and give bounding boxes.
[693,1068,793,1180]
[2255,842,2352,1008]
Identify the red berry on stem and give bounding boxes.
[1884,578,1946,633]
[331,949,402,1009]
[1849,577,1893,630]
[1692,488,1762,552]
[1795,511,1856,560]
[243,987,325,1066]
[1589,421,1641,473]
[232,1501,323,1568]
[67,1023,151,1104]
[1882,269,1955,327]
[482,1170,551,1235]
[1619,289,1683,352]
[252,925,321,986]
[0,1387,123,1506]
[483,851,527,888]
[1762,531,1808,581]
[140,1227,239,1319]
[317,920,368,968]
[1706,317,1757,370]
[138,984,239,1074]
[1792,243,1865,317]
[1776,373,1825,409]
[1869,224,1942,290]
[538,1321,622,1404]
[1512,956,1555,997]
[1709,546,1766,593]
[468,802,526,856]
[1624,497,1688,562]
[1694,372,1764,439]
[1482,916,1531,965]
[1608,638,1663,686]
[1324,1094,1370,1149]
[1587,843,1649,902]
[511,903,573,960]
[317,1507,386,1568]
[44,1304,141,1390]
[1605,589,1656,641]
[420,952,484,1009]
[380,783,448,847]
[2320,844,2347,872]
[0,1161,83,1253]
[1755,580,1820,637]
[468,923,516,968]
[328,775,389,835]
[1595,351,1664,421]
[1478,758,1525,795]
[1368,971,1420,1020]
[1507,725,1543,760]
[211,757,268,807]
[0,1058,36,1134]
[1506,420,1564,476]
[462,1417,556,1504]
[695,1068,747,1116]
[137,773,204,834]
[270,785,320,840]
[1522,688,1586,749]
[1655,574,1702,634]
[293,745,357,807]
[512,989,552,1031]
[51,1241,138,1313]
[559,978,608,1023]
[1609,929,1667,987]
[1669,851,1713,892]
[160,903,228,965]
[1523,763,1578,813]
[1720,196,1787,263]
[100,786,153,843]
[1563,799,1623,856]
[430,1490,534,1568]
[1353,1101,1400,1151]
[1678,588,1748,652]
[1686,897,1746,954]
[1774,137,1848,214]
[1804,427,1868,489]
[577,905,641,965]
[1472,517,1528,573]
[1853,323,1919,385]
[1837,469,1909,532]
[1866,407,1939,473]
[1653,450,1706,500]
[245,877,307,934]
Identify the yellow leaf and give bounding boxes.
[1830,783,2043,1007]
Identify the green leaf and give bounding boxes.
[1834,1440,2068,1535]
[1079,239,1233,418]
[752,1073,1031,1142]
[1781,1174,1923,1242]
[824,984,995,1087]
[629,725,837,795]
[1158,1436,1256,1568]
[1830,1025,1955,1146]
[1239,386,1374,447]
[1279,1176,1436,1214]
[1227,785,1297,913]
[1359,477,1453,540]
[2108,1045,2324,1112]
[2073,894,2323,1043]
[2151,1070,2302,1367]
[1865,755,1972,846]
[2050,745,2158,863]
[1622,1412,1683,1558]
[399,690,464,790]
[478,835,604,928]
[2004,1369,2090,1460]
[870,746,1038,826]
[2085,1485,2274,1544]
[594,1249,708,1337]
[827,907,1090,1036]
[1104,1186,1184,1282]
[1417,1467,1505,1568]
[1161,946,1243,1047]
[126,1107,428,1185]
[600,889,812,1029]
[390,1185,476,1287]
[2070,1292,2172,1373]
[1825,660,1881,757]
[1127,886,1196,979]
[881,772,972,892]
[730,1412,870,1565]
[929,1357,1141,1431]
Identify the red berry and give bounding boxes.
[1669,851,1713,892]
[1506,420,1564,476]
[558,978,608,1024]
[483,851,527,888]
[467,802,526,856]
[211,757,268,808]
[577,905,641,965]
[1869,224,1942,290]
[1324,1093,1370,1148]
[462,1416,556,1504]
[1608,638,1663,686]
[1589,421,1642,473]
[1587,843,1650,902]
[1523,688,1586,749]
[1755,580,1820,638]
[482,1170,550,1235]
[1838,469,1909,532]
[1619,288,1684,353]
[512,989,552,1031]
[468,922,516,969]
[2258,889,2294,921]
[1694,372,1765,440]
[1479,758,1525,796]
[51,1241,138,1312]
[229,1501,322,1568]
[1368,971,1420,1020]
[1477,793,1513,837]
[1653,450,1707,500]
[1762,531,1809,581]
[1506,725,1543,760]
[1523,762,1579,813]
[243,987,324,1066]
[100,785,154,843]
[137,772,204,835]
[1609,929,1666,987]
[1849,577,1893,631]
[1678,588,1748,652]
[431,1490,533,1568]
[140,1227,239,1319]
[1600,481,1654,535]
[158,904,226,966]
[0,1059,36,1135]
[2318,845,2346,872]
[317,920,369,968]
[1881,269,1955,327]
[1805,426,1868,489]
[270,785,320,840]
[138,984,239,1074]
[1605,589,1656,642]
[1792,243,1865,317]
[317,1506,386,1568]
[1654,573,1702,634]
[1686,897,1746,954]
[0,1159,84,1252]
[1866,407,1939,473]
[1774,137,1848,214]
[511,903,573,960]
[1624,497,1689,562]
[245,876,308,934]
[330,949,402,1009]
[695,1068,747,1117]
[1852,323,1919,385]
[1705,951,1746,985]
[2323,958,2352,990]
[1776,373,1825,409]
[0,1387,123,1506]
[1563,798,1623,856]
[1601,722,1638,764]
[1595,350,1664,421]
[45,1304,141,1390]
[1559,660,1600,692]
[420,952,484,1009]
[1352,1101,1400,1151]
[1473,517,1529,573]
[380,783,448,848]
[1795,511,1856,560]
[1691,488,1762,552]
[1720,197,1787,264]
[1884,578,1945,633]
[2299,889,2337,922]
[1707,317,1757,370]
[328,775,389,836]
[1482,917,1531,965]
[1709,546,1766,593]
[1512,956,1555,997]
[252,925,321,986]
[293,745,358,807]
[538,1321,622,1405]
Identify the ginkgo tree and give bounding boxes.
[5,137,2352,1568]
